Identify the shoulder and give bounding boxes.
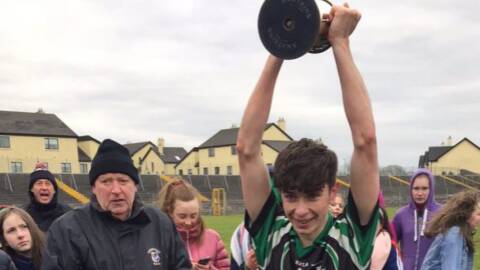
[143,206,170,221]
[0,249,12,264]
[204,228,222,241]
[49,204,89,232]
[444,226,462,238]
[392,206,409,222]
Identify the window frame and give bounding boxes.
[0,135,10,148]
[208,148,215,157]
[44,137,59,150]
[10,161,23,173]
[61,162,72,173]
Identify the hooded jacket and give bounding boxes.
[24,174,71,232]
[392,168,442,270]
[41,195,191,270]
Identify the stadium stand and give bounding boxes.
[2,171,479,214]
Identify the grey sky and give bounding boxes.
[1,0,478,168]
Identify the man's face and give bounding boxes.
[31,179,55,204]
[92,173,137,221]
[411,175,430,205]
[281,186,335,245]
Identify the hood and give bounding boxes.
[408,168,441,212]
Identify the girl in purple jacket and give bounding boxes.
[392,169,442,270]
[157,180,230,270]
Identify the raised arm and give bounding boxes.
[329,4,379,225]
[236,55,283,222]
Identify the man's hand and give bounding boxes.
[327,3,361,47]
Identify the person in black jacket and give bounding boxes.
[24,163,71,232]
[0,249,17,270]
[41,139,192,270]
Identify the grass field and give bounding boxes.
[204,207,480,269]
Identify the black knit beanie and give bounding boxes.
[29,169,58,192]
[89,139,139,185]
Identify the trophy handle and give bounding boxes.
[309,0,333,54]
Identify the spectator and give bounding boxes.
[392,169,441,270]
[329,193,345,218]
[41,139,191,270]
[422,190,480,270]
[371,194,403,270]
[236,3,381,269]
[0,207,45,270]
[158,180,230,270]
[230,222,258,270]
[24,163,71,232]
[0,249,17,270]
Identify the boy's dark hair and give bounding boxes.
[273,138,337,196]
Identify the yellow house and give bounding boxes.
[419,137,480,174]
[124,138,187,175]
[77,135,101,174]
[0,110,80,174]
[175,120,293,176]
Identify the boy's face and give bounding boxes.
[281,185,336,244]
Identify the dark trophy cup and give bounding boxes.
[258,0,333,60]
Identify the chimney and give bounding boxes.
[277,117,286,131]
[446,136,452,146]
[157,137,165,155]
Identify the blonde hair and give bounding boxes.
[425,190,480,252]
[0,207,45,269]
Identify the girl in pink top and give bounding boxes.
[158,180,230,270]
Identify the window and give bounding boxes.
[227,166,233,176]
[44,138,59,150]
[10,162,22,173]
[151,162,155,172]
[80,163,88,174]
[214,167,220,175]
[230,145,236,155]
[61,163,71,173]
[0,135,10,148]
[188,169,192,175]
[203,167,209,175]
[208,148,215,157]
[179,169,183,175]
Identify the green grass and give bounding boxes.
[205,210,480,269]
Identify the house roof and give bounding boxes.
[78,135,100,144]
[161,147,188,163]
[78,148,92,162]
[263,140,293,153]
[0,110,77,138]
[198,123,292,148]
[419,138,480,165]
[124,141,187,164]
[123,142,153,156]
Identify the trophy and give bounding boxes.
[258,0,333,60]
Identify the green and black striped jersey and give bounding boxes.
[246,190,380,270]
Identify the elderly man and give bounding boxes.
[24,163,71,232]
[42,139,191,270]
